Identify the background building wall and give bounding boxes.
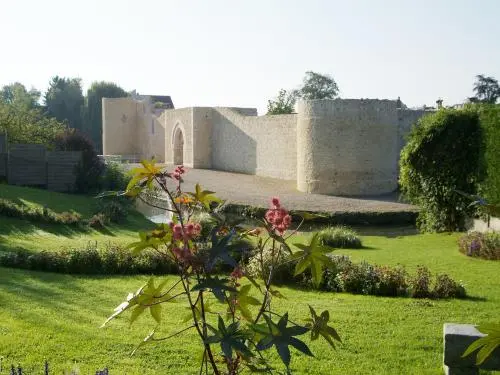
[297,99,400,195]
[192,107,213,169]
[210,108,297,180]
[102,98,138,156]
[103,96,429,196]
[162,108,194,167]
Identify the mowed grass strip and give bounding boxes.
[0,233,499,374]
[0,185,154,253]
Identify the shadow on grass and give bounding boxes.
[0,267,139,323]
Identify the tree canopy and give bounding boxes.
[267,89,296,115]
[0,101,66,147]
[472,74,500,104]
[294,71,339,100]
[44,76,85,130]
[83,81,128,153]
[0,82,41,110]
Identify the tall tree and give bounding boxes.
[83,81,128,153]
[44,76,85,130]
[267,89,296,115]
[0,102,66,147]
[473,74,500,104]
[294,71,339,100]
[0,82,41,110]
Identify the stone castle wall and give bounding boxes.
[297,99,400,195]
[102,97,428,196]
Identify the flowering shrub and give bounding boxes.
[458,231,500,260]
[102,160,341,374]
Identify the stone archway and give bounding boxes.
[173,127,184,165]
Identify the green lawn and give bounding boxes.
[0,185,154,253]
[0,233,499,374]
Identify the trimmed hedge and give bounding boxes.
[0,243,177,275]
[478,104,500,205]
[0,198,82,226]
[221,204,418,226]
[245,252,466,299]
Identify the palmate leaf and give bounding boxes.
[207,228,238,269]
[305,305,341,349]
[254,313,313,368]
[187,183,222,209]
[125,159,163,197]
[126,225,172,255]
[191,276,237,302]
[233,285,260,321]
[206,316,253,359]
[462,323,500,365]
[101,277,175,328]
[291,233,334,287]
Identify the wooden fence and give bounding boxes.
[0,134,82,192]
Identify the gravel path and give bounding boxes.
[126,164,417,214]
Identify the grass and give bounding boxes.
[0,184,154,253]
[0,233,499,374]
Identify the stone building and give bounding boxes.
[102,96,430,196]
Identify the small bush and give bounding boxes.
[244,245,298,285]
[100,162,129,191]
[335,261,380,295]
[317,226,362,248]
[54,129,105,193]
[96,198,130,223]
[0,198,82,226]
[88,213,109,229]
[433,274,466,299]
[458,231,500,260]
[244,251,466,299]
[409,265,432,298]
[376,265,408,297]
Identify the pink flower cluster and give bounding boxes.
[171,165,185,181]
[172,246,192,262]
[264,197,292,235]
[230,266,244,279]
[169,222,202,241]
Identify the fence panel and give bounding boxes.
[47,151,82,192]
[8,144,47,186]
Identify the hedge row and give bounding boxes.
[0,244,177,275]
[400,104,500,232]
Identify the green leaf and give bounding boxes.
[306,305,341,350]
[234,285,260,321]
[255,313,312,369]
[102,277,176,328]
[462,323,500,365]
[205,316,253,359]
[187,183,222,209]
[292,233,334,287]
[191,276,237,302]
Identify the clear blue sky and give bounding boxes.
[1,0,499,114]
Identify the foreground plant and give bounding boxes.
[101,160,340,374]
